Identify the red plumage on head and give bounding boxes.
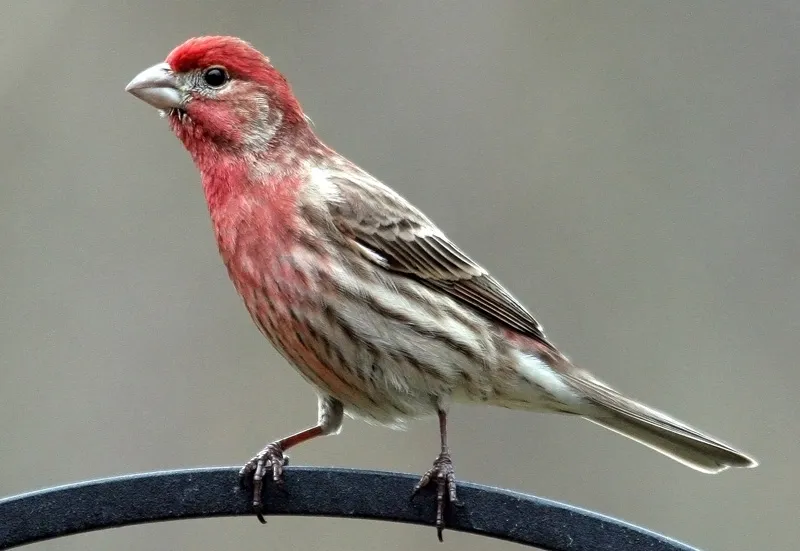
[166,36,302,122]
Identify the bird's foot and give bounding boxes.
[412,451,460,541]
[238,442,289,523]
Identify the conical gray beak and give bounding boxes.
[125,62,183,110]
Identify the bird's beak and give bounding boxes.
[125,62,183,110]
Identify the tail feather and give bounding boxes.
[568,372,757,473]
[585,408,756,473]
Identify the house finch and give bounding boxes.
[126,36,757,540]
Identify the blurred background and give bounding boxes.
[1,1,797,550]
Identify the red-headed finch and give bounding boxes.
[126,36,757,540]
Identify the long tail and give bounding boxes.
[569,372,758,473]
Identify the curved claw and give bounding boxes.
[238,442,287,523]
[412,452,458,541]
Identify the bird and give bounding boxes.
[126,35,758,540]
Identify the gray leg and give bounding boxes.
[412,408,459,541]
[240,395,344,522]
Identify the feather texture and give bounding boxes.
[325,166,551,346]
[127,35,758,478]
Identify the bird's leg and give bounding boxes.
[412,409,459,541]
[239,396,343,523]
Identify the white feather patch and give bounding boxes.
[354,240,389,267]
[309,165,343,203]
[512,349,582,407]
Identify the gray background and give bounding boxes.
[1,2,797,550]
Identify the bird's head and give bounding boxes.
[126,36,308,157]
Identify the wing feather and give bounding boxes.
[324,169,550,344]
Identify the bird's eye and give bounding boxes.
[202,67,229,88]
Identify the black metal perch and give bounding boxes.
[0,466,699,550]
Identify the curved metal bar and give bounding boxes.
[0,467,698,550]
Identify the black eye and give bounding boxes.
[203,67,229,88]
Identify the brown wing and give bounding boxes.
[325,169,550,344]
